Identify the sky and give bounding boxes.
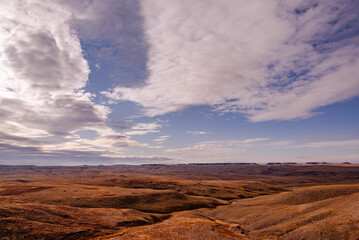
[0,0,359,165]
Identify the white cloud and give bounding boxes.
[0,0,156,163]
[165,140,249,163]
[240,138,271,144]
[104,0,359,122]
[304,154,359,163]
[0,1,97,136]
[289,139,359,149]
[166,144,219,154]
[187,131,210,136]
[153,135,170,143]
[196,138,271,146]
[269,140,295,147]
[2,0,358,165]
[166,138,270,160]
[125,122,161,135]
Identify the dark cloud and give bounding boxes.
[0,143,42,153]
[106,120,132,130]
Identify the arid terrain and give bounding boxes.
[0,163,359,239]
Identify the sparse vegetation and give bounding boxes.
[0,164,358,239]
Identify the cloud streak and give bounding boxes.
[289,139,359,149]
[166,138,270,162]
[153,135,170,143]
[187,131,210,136]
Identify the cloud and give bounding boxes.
[186,131,210,136]
[240,138,271,144]
[153,135,170,143]
[0,1,99,136]
[0,0,154,163]
[0,140,172,165]
[165,138,270,162]
[303,154,359,163]
[166,144,218,154]
[165,141,247,163]
[104,0,359,122]
[165,137,359,163]
[289,139,359,149]
[62,0,149,88]
[269,140,295,147]
[196,138,271,146]
[125,122,161,135]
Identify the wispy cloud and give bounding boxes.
[166,138,270,161]
[153,135,170,143]
[240,138,271,144]
[165,140,252,163]
[288,139,359,149]
[104,0,359,122]
[300,154,359,163]
[269,140,295,147]
[186,131,210,135]
[166,144,219,154]
[125,122,162,135]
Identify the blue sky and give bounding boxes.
[0,0,359,165]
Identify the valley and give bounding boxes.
[0,164,358,239]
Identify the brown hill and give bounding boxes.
[0,164,358,239]
[198,184,359,239]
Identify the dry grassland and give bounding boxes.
[0,164,358,239]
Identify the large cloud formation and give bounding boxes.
[104,0,359,121]
[0,0,156,164]
[1,0,359,164]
